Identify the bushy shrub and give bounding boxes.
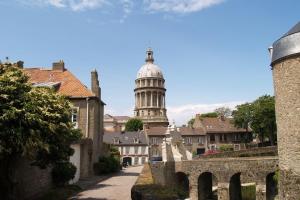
[94,155,120,175]
[52,162,76,187]
[219,144,233,152]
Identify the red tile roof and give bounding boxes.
[195,117,250,133]
[24,68,95,98]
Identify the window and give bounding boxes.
[186,137,192,144]
[209,144,217,151]
[125,147,130,154]
[71,107,79,128]
[151,137,157,145]
[141,147,146,154]
[198,137,204,144]
[134,146,138,154]
[113,137,120,144]
[141,157,146,164]
[210,134,215,142]
[134,157,139,165]
[220,134,223,142]
[133,138,139,144]
[224,134,227,142]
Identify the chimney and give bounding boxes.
[91,69,101,98]
[52,60,65,71]
[16,61,24,69]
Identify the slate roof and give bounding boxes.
[282,21,300,38]
[103,131,148,146]
[24,68,96,98]
[145,126,205,136]
[146,127,168,136]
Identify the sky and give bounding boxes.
[0,0,299,125]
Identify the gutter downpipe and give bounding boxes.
[86,97,89,138]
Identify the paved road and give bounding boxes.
[76,166,143,200]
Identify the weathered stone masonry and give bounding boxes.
[270,22,300,200]
[151,157,278,200]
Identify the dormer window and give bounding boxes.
[133,138,139,144]
[113,137,120,144]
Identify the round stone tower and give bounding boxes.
[270,21,300,199]
[134,48,169,128]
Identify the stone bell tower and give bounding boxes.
[270,21,300,199]
[134,48,169,128]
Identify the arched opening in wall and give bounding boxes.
[266,172,278,200]
[198,172,218,200]
[229,173,242,200]
[175,172,189,199]
[122,157,132,166]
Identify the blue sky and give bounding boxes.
[0,0,299,125]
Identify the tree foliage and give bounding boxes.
[125,118,143,131]
[232,95,276,145]
[214,107,232,117]
[0,63,81,198]
[187,118,195,127]
[200,112,218,118]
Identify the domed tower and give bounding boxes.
[134,48,169,128]
[270,21,300,199]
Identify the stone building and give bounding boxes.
[134,48,169,128]
[24,60,105,182]
[103,131,148,165]
[270,21,300,199]
[193,114,252,151]
[104,114,131,132]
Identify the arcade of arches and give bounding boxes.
[150,157,279,200]
[175,171,278,200]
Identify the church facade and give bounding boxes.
[134,48,169,128]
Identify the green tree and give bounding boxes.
[0,63,81,199]
[232,95,276,145]
[214,107,232,117]
[125,118,143,131]
[251,95,276,145]
[187,118,195,127]
[232,103,253,133]
[200,112,218,118]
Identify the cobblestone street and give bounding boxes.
[75,166,143,200]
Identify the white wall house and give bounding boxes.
[103,131,149,166]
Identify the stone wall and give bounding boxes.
[12,157,52,200]
[272,56,300,199]
[150,156,278,200]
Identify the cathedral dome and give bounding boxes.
[136,48,164,79]
[137,63,164,79]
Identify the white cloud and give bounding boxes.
[119,0,134,23]
[48,0,65,8]
[144,0,224,13]
[18,0,108,11]
[69,0,108,11]
[167,101,244,126]
[105,101,245,127]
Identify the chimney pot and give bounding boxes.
[52,60,65,71]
